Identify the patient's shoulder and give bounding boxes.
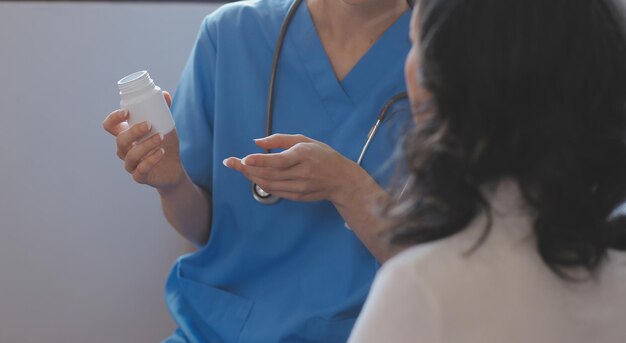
[384,180,535,282]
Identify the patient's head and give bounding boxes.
[391,0,626,277]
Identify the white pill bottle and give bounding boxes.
[117,71,175,136]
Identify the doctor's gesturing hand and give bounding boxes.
[224,134,365,203]
[224,133,398,261]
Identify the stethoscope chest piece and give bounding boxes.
[252,183,281,205]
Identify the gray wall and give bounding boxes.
[0,2,221,342]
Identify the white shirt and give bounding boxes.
[349,181,626,343]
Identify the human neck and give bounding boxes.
[306,0,408,80]
[307,0,408,43]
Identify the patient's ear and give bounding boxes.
[412,96,434,126]
[410,66,434,126]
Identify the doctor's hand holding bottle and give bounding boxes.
[103,91,183,189]
[102,91,212,245]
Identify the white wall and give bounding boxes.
[0,2,222,342]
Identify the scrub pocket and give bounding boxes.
[176,276,254,343]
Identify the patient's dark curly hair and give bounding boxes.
[386,0,626,278]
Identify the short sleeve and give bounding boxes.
[171,16,217,191]
[348,257,441,343]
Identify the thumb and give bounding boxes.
[163,91,172,107]
[254,134,312,150]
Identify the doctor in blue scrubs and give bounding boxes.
[103,0,412,341]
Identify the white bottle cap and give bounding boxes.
[117,70,154,94]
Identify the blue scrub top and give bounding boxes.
[164,1,411,342]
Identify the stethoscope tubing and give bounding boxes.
[263,0,304,154]
[252,0,304,205]
[357,92,408,165]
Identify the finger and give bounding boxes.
[103,109,129,136]
[125,133,164,173]
[240,150,300,169]
[245,165,300,181]
[269,190,314,202]
[223,159,314,200]
[248,176,310,195]
[223,157,244,170]
[132,148,165,184]
[116,121,152,159]
[163,91,172,107]
[224,157,299,181]
[253,133,312,150]
[223,157,259,179]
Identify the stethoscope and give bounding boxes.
[253,0,414,204]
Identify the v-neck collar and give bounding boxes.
[286,1,411,109]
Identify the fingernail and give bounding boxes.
[222,158,230,167]
[145,122,152,131]
[253,138,265,142]
[119,110,128,118]
[160,148,165,155]
[159,133,164,141]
